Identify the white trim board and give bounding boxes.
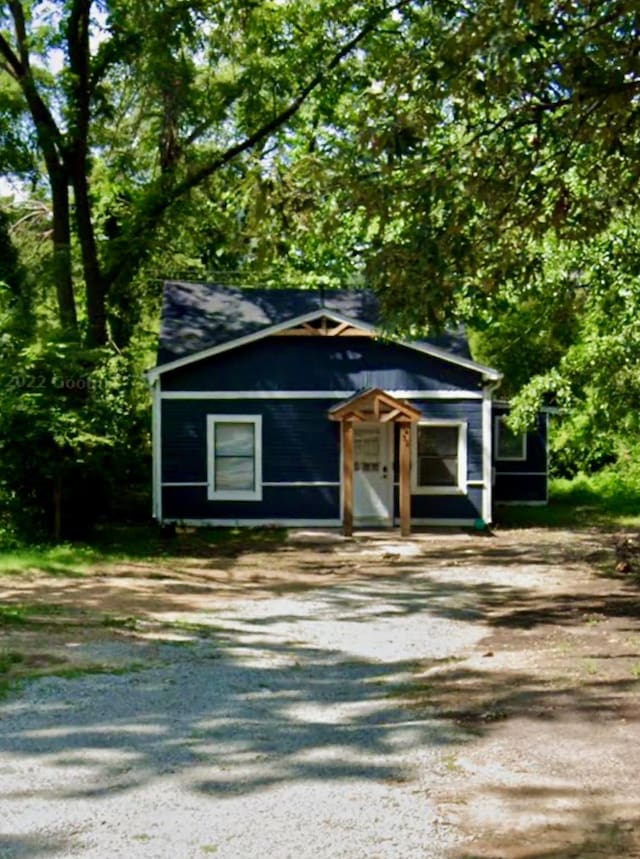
[162,517,480,527]
[162,518,344,527]
[262,481,340,487]
[206,414,263,501]
[163,482,208,487]
[411,420,468,496]
[162,481,340,488]
[482,385,493,523]
[147,309,502,383]
[494,415,527,461]
[160,389,485,400]
[152,379,162,520]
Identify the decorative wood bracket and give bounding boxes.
[275,315,373,337]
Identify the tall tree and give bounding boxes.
[250,1,640,326]
[0,0,410,346]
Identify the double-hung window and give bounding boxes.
[207,415,262,501]
[495,415,527,461]
[412,422,467,494]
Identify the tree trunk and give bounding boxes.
[65,0,108,348]
[49,166,78,331]
[71,162,107,347]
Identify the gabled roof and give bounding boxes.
[149,281,501,382]
[329,388,422,423]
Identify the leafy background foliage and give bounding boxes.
[1,0,640,538]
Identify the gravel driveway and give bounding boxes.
[2,528,640,859]
[1,546,484,859]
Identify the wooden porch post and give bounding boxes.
[342,421,354,537]
[399,424,412,537]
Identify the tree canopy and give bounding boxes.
[1,0,640,535]
[0,0,411,345]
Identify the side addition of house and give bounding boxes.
[147,283,548,534]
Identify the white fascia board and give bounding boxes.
[160,389,485,400]
[403,336,502,381]
[146,309,502,382]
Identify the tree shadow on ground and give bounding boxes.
[260,563,640,633]
[2,530,640,857]
[1,615,638,800]
[0,633,463,805]
[456,809,640,859]
[0,836,72,859]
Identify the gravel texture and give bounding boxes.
[0,569,482,859]
[4,528,639,859]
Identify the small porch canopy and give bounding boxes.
[329,388,422,537]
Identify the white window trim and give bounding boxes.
[411,420,467,495]
[494,415,527,462]
[206,415,262,501]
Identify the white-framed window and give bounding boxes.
[207,415,262,501]
[412,421,467,495]
[494,415,527,461]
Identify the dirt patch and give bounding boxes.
[1,526,640,857]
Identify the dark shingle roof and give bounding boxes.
[156,281,473,366]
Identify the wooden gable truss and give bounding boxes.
[274,315,372,337]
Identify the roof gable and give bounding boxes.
[156,282,380,365]
[149,281,501,383]
[329,388,422,423]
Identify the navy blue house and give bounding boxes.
[147,282,548,531]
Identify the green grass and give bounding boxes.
[0,649,24,673]
[90,523,287,558]
[0,659,150,702]
[496,472,640,529]
[0,602,68,625]
[101,614,139,630]
[0,524,288,576]
[0,544,97,577]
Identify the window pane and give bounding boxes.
[215,423,254,456]
[497,420,525,458]
[418,426,458,456]
[215,457,254,491]
[416,425,460,488]
[418,456,458,486]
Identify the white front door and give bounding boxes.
[353,423,393,525]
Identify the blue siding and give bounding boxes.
[162,399,341,484]
[402,488,483,520]
[396,399,483,520]
[493,406,547,504]
[494,474,546,504]
[161,395,486,523]
[162,336,484,392]
[397,399,483,482]
[163,485,340,521]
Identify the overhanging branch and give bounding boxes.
[1,1,67,160]
[126,0,412,239]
